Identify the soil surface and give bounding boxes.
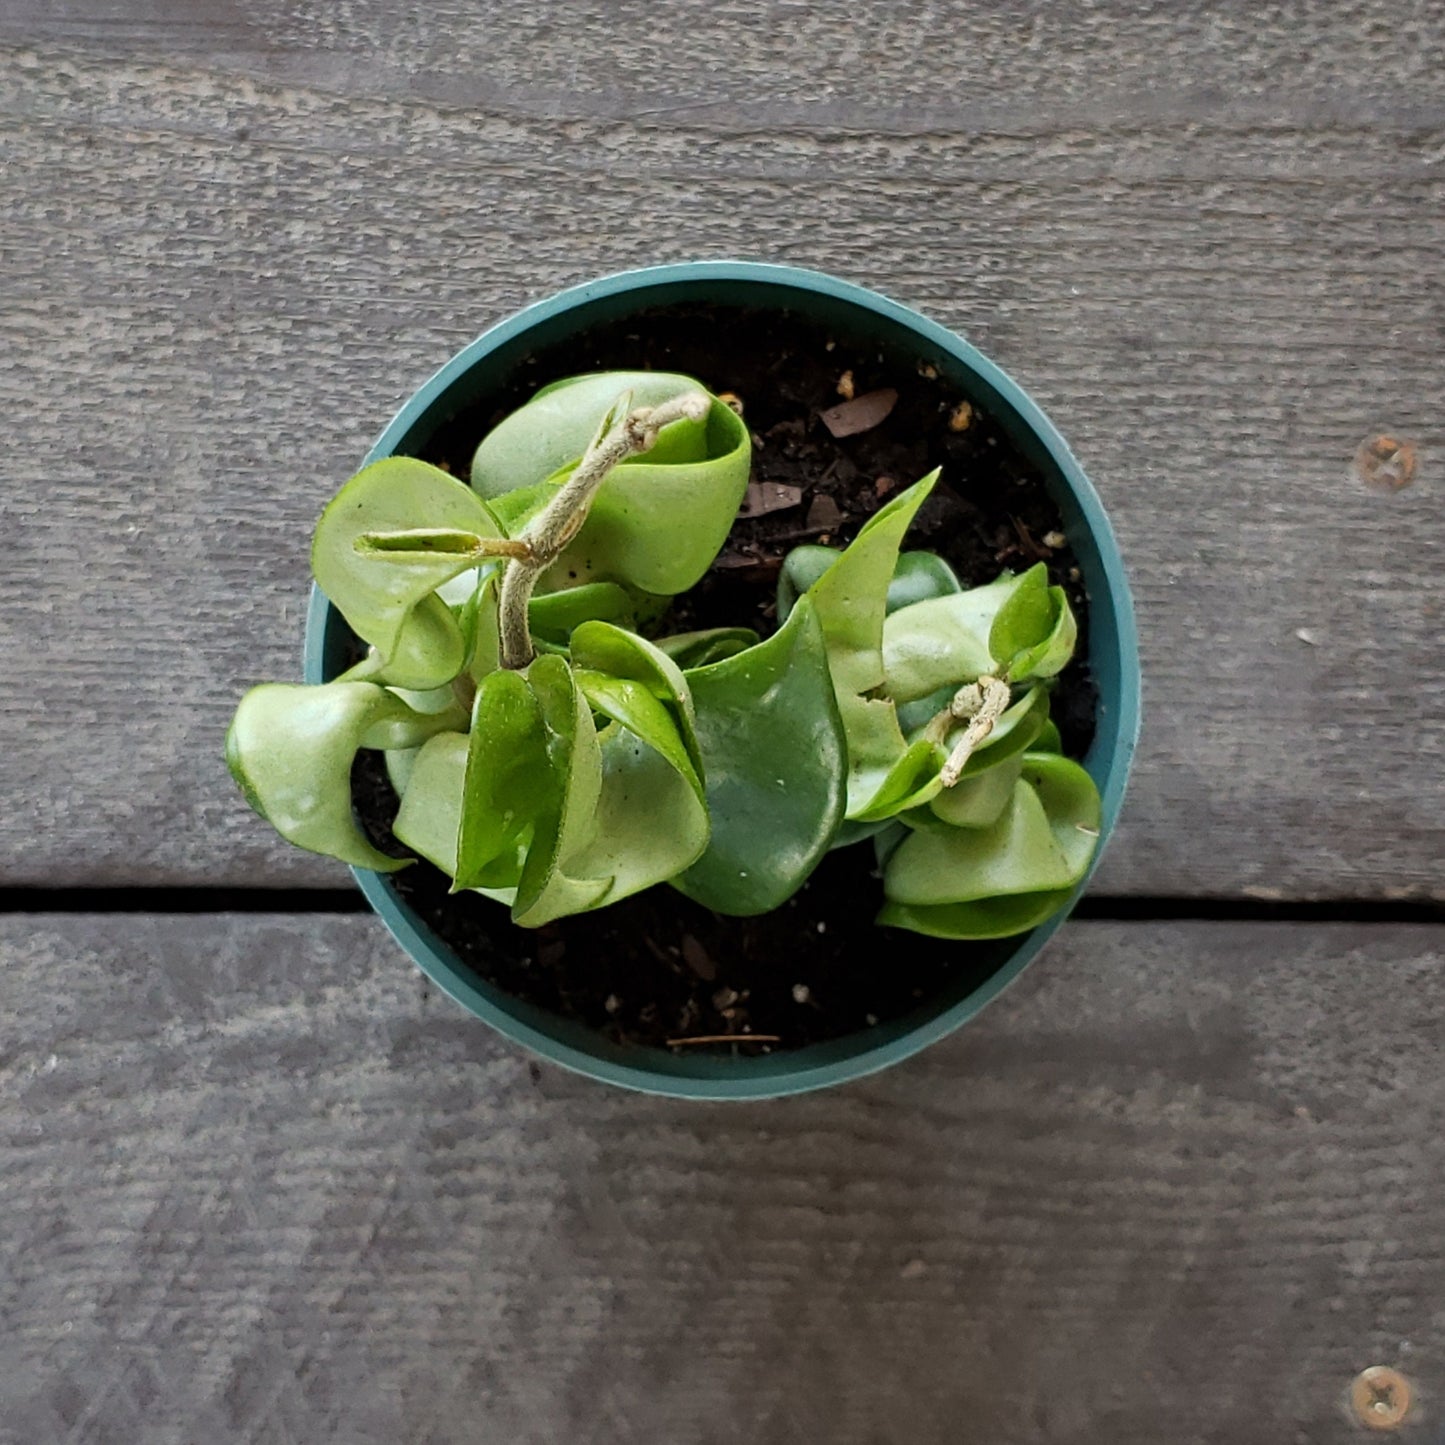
[351,302,1096,1054]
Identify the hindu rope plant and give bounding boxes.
[227,371,1102,940]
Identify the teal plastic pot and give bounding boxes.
[305,261,1141,1099]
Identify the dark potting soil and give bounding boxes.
[350,302,1097,1054]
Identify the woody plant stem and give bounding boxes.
[496,390,710,670]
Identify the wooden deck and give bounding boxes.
[2,4,1443,1440]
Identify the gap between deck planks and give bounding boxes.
[3,913,1443,1444]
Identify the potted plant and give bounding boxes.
[227,262,1140,1098]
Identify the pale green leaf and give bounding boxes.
[883,750,1101,908]
[392,732,468,875]
[877,888,1075,939]
[922,752,1023,829]
[846,737,947,823]
[470,371,751,596]
[943,684,1050,782]
[553,723,710,916]
[1033,719,1064,754]
[385,747,419,796]
[801,471,939,817]
[880,592,998,703]
[312,457,506,687]
[455,569,502,684]
[511,654,709,927]
[226,682,413,872]
[375,593,467,690]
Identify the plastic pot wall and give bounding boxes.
[304,261,1141,1099]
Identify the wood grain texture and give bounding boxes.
[3,914,1444,1443]
[1,13,1444,897]
[5,0,1444,129]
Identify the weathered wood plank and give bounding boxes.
[3,914,1443,1442]
[4,0,1443,130]
[1,33,1443,897]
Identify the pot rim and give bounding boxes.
[304,260,1141,1099]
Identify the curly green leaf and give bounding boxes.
[226,682,443,871]
[470,372,751,596]
[312,458,506,688]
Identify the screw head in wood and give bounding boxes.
[1354,434,1418,492]
[1351,1366,1411,1430]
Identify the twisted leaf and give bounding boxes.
[914,754,1023,830]
[800,471,939,818]
[877,888,1076,940]
[881,562,1077,703]
[883,751,1100,907]
[568,622,702,784]
[512,654,708,928]
[312,458,507,689]
[226,682,456,871]
[470,371,751,596]
[392,731,469,876]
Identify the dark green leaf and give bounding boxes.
[655,627,760,669]
[527,582,637,646]
[886,551,962,613]
[778,545,960,625]
[455,670,554,891]
[672,596,846,915]
[829,816,897,852]
[777,545,840,623]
